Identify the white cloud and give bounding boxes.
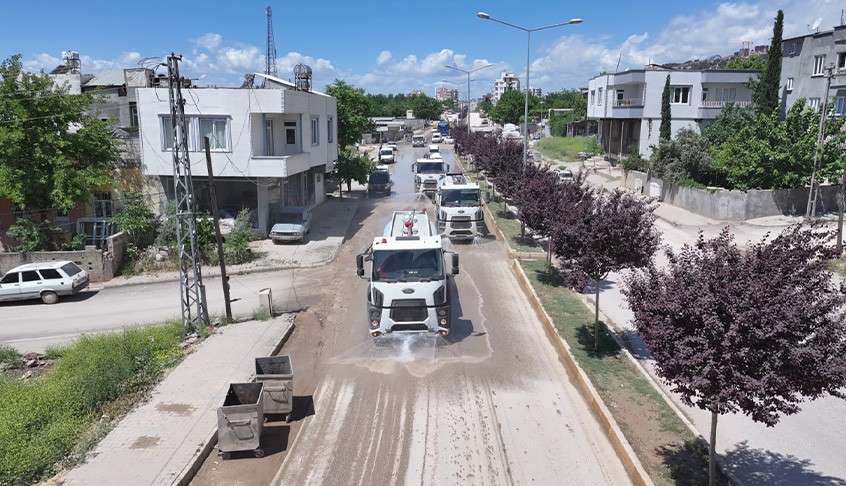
[376,50,392,65]
[194,32,223,50]
[23,53,60,72]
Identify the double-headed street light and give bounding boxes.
[477,11,583,166]
[444,63,494,136]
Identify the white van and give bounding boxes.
[0,261,89,304]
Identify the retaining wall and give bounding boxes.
[623,170,842,221]
[0,231,128,282]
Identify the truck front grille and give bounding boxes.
[452,216,471,222]
[452,221,472,229]
[389,299,427,322]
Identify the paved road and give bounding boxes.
[191,144,632,485]
[0,258,332,353]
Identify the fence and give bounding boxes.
[0,231,128,282]
[623,170,842,221]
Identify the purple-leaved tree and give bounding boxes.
[623,225,846,486]
[553,188,660,351]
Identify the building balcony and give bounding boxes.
[613,98,644,108]
[700,100,752,108]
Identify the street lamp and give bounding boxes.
[477,11,583,166]
[445,63,494,136]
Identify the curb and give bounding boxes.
[509,260,654,486]
[174,318,297,486]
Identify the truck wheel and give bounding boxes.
[41,291,58,305]
[254,448,265,458]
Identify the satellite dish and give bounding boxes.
[810,18,822,32]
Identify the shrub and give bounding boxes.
[7,218,45,253]
[112,192,156,248]
[62,234,86,251]
[0,345,20,369]
[0,323,183,484]
[206,209,255,265]
[650,129,717,186]
[621,147,648,172]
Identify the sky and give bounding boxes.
[1,0,843,96]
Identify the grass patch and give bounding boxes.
[253,306,272,321]
[0,345,21,369]
[467,173,544,254]
[0,322,185,484]
[519,259,726,486]
[831,257,846,277]
[536,136,600,162]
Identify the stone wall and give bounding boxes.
[0,246,117,282]
[622,170,842,221]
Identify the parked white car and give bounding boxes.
[269,207,312,243]
[0,261,89,304]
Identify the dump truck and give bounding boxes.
[436,173,487,240]
[413,158,448,197]
[356,210,459,337]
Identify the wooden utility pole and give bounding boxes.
[204,137,233,322]
[806,65,835,218]
[838,147,845,254]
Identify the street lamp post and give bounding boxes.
[445,63,493,136]
[477,11,583,167]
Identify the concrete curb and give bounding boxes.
[173,318,297,486]
[509,260,654,486]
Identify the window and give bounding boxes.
[21,271,40,282]
[836,96,846,115]
[161,116,176,150]
[0,273,19,284]
[199,117,229,150]
[61,263,82,277]
[702,87,709,101]
[264,119,274,156]
[808,97,821,112]
[785,77,794,91]
[129,102,138,129]
[838,52,846,70]
[285,121,297,145]
[327,116,334,143]
[93,192,113,218]
[38,269,62,280]
[598,87,603,105]
[672,87,690,104]
[311,116,320,145]
[813,55,826,76]
[617,90,625,102]
[590,90,595,105]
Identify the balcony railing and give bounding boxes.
[613,98,644,108]
[701,100,752,108]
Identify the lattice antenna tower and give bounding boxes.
[266,6,278,76]
[165,54,209,332]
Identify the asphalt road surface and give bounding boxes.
[191,143,632,485]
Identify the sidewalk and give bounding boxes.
[56,316,295,486]
[102,198,359,288]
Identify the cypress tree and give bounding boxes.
[659,74,672,142]
[754,10,784,114]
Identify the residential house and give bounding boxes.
[436,86,459,102]
[586,66,758,159]
[491,71,520,102]
[781,25,846,114]
[136,73,338,235]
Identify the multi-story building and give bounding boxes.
[529,87,542,97]
[436,86,459,102]
[781,25,846,114]
[586,66,758,158]
[491,71,520,102]
[136,72,337,235]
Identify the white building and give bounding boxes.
[491,71,520,102]
[436,86,458,102]
[586,66,758,158]
[136,73,337,234]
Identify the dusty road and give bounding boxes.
[192,144,632,485]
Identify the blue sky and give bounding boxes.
[1,0,840,94]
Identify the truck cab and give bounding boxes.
[413,158,448,197]
[356,211,459,337]
[412,135,426,147]
[378,146,395,164]
[436,174,487,240]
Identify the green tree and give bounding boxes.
[478,96,493,115]
[724,55,768,71]
[659,75,672,142]
[334,148,374,194]
[0,54,118,213]
[112,192,155,247]
[491,89,526,125]
[441,98,457,112]
[409,94,443,120]
[325,79,373,148]
[753,10,784,114]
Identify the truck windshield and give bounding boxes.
[380,149,393,156]
[417,162,444,174]
[372,249,443,282]
[441,189,480,207]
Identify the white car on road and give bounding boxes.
[0,261,89,304]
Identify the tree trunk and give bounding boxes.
[346,180,352,193]
[521,221,525,238]
[594,280,600,352]
[709,409,718,486]
[546,240,552,268]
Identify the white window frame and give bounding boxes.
[311,116,320,145]
[808,97,821,112]
[838,52,846,70]
[836,96,846,115]
[198,116,230,152]
[785,77,794,91]
[590,90,595,106]
[671,86,690,105]
[160,115,230,152]
[327,116,334,144]
[813,55,826,76]
[598,87,603,105]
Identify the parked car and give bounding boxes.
[269,207,312,243]
[368,166,393,196]
[443,136,455,144]
[558,169,575,183]
[431,133,442,143]
[0,261,89,304]
[387,143,399,152]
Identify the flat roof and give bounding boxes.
[590,67,761,81]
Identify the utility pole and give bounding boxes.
[166,54,209,332]
[806,64,835,218]
[204,137,233,322]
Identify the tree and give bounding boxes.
[723,54,767,71]
[659,74,672,142]
[753,10,784,114]
[478,96,493,116]
[408,94,443,121]
[325,80,372,148]
[552,189,660,350]
[490,89,525,125]
[441,98,457,112]
[624,225,846,486]
[113,192,156,248]
[650,128,716,186]
[0,54,118,214]
[334,148,374,194]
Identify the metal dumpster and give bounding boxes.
[254,355,294,420]
[217,382,265,458]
